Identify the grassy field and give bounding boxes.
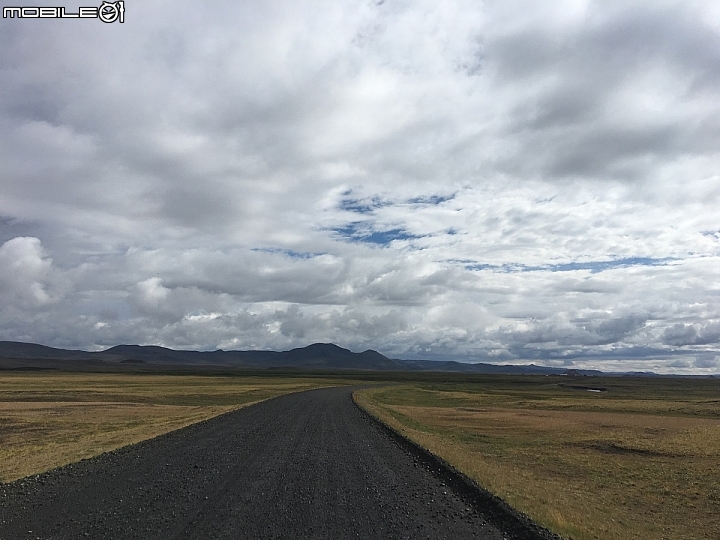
[355,376,720,540]
[0,371,356,483]
[4,370,719,539]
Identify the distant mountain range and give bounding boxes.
[0,340,606,375]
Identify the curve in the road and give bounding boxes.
[0,386,558,539]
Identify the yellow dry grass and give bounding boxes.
[355,380,720,540]
[0,400,235,482]
[0,372,349,483]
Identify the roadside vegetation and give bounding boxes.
[0,371,356,482]
[355,376,720,540]
[4,369,719,539]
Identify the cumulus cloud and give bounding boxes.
[0,1,719,372]
[0,237,59,308]
[662,322,720,346]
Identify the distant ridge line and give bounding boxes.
[0,340,691,377]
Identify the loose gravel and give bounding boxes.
[0,387,557,539]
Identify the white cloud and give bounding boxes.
[0,1,718,372]
[0,237,58,307]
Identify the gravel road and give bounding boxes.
[0,387,555,539]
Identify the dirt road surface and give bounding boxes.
[0,387,554,539]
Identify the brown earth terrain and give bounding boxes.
[0,387,557,539]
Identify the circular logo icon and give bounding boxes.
[99,1,119,23]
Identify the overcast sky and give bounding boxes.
[1,0,719,373]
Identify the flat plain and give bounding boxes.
[3,370,719,539]
[355,376,720,540]
[0,371,357,483]
[0,386,544,539]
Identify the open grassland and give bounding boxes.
[355,376,720,540]
[0,372,355,483]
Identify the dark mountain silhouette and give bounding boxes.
[0,341,95,360]
[0,340,606,374]
[100,342,408,370]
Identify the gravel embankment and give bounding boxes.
[0,387,557,539]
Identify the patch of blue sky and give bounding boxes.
[339,193,455,214]
[331,223,364,237]
[462,257,675,273]
[251,247,323,259]
[545,257,675,273]
[338,195,392,214]
[363,229,419,245]
[406,194,455,205]
[463,262,498,271]
[331,223,420,246]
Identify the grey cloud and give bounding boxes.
[584,314,648,345]
[695,353,718,369]
[498,313,648,353]
[661,323,699,346]
[545,124,680,180]
[0,2,719,372]
[487,2,720,182]
[662,322,720,347]
[668,359,691,369]
[160,186,241,229]
[278,305,407,343]
[130,278,227,324]
[553,277,621,294]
